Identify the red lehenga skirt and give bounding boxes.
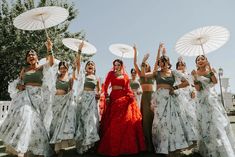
[97,89,146,156]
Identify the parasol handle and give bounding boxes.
[199,39,205,56]
[121,51,126,60]
[40,15,49,39]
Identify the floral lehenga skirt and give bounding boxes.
[197,90,235,157]
[151,88,198,154]
[0,86,52,157]
[75,91,100,154]
[50,92,77,152]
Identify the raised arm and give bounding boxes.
[153,42,163,73]
[72,61,77,80]
[76,41,84,74]
[207,62,218,84]
[140,53,153,77]
[69,78,74,92]
[133,45,141,76]
[45,38,54,66]
[141,43,164,78]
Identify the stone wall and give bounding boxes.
[0,101,11,125]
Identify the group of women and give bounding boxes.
[0,39,235,157]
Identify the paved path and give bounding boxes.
[61,115,235,157]
[62,149,202,157]
[229,115,235,133]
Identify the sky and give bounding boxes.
[68,0,235,93]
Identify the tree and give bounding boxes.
[0,0,85,100]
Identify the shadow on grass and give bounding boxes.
[62,148,203,157]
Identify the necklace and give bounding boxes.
[115,70,122,77]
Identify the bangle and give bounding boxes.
[141,62,146,67]
[173,85,179,90]
[48,50,54,55]
[209,71,214,76]
[105,94,109,98]
[17,80,24,86]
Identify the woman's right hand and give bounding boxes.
[17,84,25,91]
[133,44,137,54]
[142,53,149,63]
[169,87,175,95]
[105,97,110,104]
[78,41,85,52]
[158,42,164,51]
[191,91,196,99]
[105,94,110,104]
[45,38,53,51]
[191,70,197,77]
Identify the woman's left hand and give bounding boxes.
[45,38,53,51]
[142,53,149,63]
[95,93,100,100]
[191,91,196,99]
[169,88,175,95]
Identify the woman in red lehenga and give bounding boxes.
[97,59,146,156]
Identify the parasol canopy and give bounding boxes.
[109,43,137,59]
[175,26,230,56]
[62,38,97,55]
[13,6,69,37]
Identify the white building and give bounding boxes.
[219,77,234,111]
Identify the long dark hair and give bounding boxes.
[145,62,151,72]
[176,61,186,69]
[85,60,96,74]
[131,68,136,74]
[158,55,172,69]
[113,59,123,67]
[25,49,37,64]
[195,55,207,63]
[58,61,69,70]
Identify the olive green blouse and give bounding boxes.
[23,67,43,85]
[56,79,70,93]
[130,79,141,90]
[84,76,97,90]
[139,76,154,85]
[155,71,175,86]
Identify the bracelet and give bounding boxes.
[173,85,179,90]
[17,79,24,86]
[141,62,146,67]
[78,50,82,54]
[209,71,214,76]
[48,50,54,55]
[194,80,200,85]
[105,94,109,98]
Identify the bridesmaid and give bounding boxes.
[49,61,76,157]
[0,38,54,157]
[133,45,154,152]
[175,57,199,137]
[142,43,197,156]
[192,55,235,157]
[130,68,142,108]
[74,42,100,154]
